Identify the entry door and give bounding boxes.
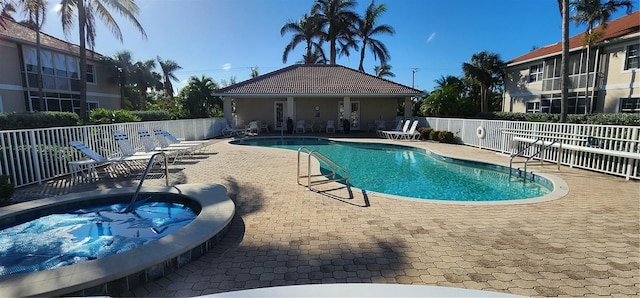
[274,101,295,131]
[338,101,360,130]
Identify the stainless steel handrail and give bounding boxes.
[509,138,560,181]
[297,146,350,189]
[125,152,169,213]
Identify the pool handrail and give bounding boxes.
[125,151,169,213]
[297,147,350,193]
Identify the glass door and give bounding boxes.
[338,101,360,130]
[274,101,295,131]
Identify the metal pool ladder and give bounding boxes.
[509,138,561,182]
[125,152,169,213]
[297,147,350,193]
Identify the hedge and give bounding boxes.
[0,112,80,130]
[474,112,640,126]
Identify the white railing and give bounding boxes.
[423,117,640,180]
[0,118,227,188]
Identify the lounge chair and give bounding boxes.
[68,141,163,181]
[138,129,195,159]
[221,121,247,137]
[379,120,408,139]
[326,120,335,133]
[152,128,213,151]
[377,119,403,138]
[387,120,419,140]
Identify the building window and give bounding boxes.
[87,101,99,117]
[526,101,540,113]
[86,64,96,83]
[625,44,639,70]
[528,63,543,83]
[620,97,640,113]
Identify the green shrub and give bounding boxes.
[0,175,14,205]
[474,112,640,126]
[438,131,456,143]
[89,108,141,124]
[417,127,433,140]
[130,110,171,121]
[0,112,79,130]
[429,130,440,141]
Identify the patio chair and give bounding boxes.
[138,129,195,159]
[248,121,260,134]
[326,120,335,133]
[68,141,162,181]
[221,121,247,137]
[152,128,213,151]
[296,120,306,133]
[259,121,270,133]
[378,119,404,138]
[387,120,419,140]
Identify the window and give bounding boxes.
[86,64,96,83]
[620,97,640,113]
[625,44,639,70]
[526,101,540,113]
[528,63,543,82]
[86,101,99,117]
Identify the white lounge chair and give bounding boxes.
[248,121,260,134]
[221,121,247,137]
[398,120,420,141]
[152,128,213,151]
[377,119,403,138]
[138,129,195,159]
[296,120,305,133]
[385,120,417,140]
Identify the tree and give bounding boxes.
[179,75,222,118]
[101,50,134,108]
[130,59,159,109]
[421,75,472,117]
[558,0,570,122]
[374,64,395,78]
[462,51,505,113]
[297,48,328,64]
[59,0,147,119]
[356,0,394,72]
[281,13,325,64]
[0,1,16,29]
[570,0,633,114]
[157,56,182,99]
[18,0,47,112]
[312,0,360,64]
[250,66,259,78]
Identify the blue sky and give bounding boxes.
[34,0,636,93]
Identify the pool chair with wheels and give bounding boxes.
[326,120,335,133]
[68,141,164,182]
[376,119,411,139]
[138,129,195,160]
[152,128,213,152]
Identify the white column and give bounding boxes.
[223,97,233,122]
[404,97,412,119]
[343,96,351,123]
[286,96,295,119]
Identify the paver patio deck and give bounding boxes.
[11,136,640,297]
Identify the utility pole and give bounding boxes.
[411,68,419,88]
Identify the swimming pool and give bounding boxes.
[231,137,556,202]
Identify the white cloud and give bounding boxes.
[426,32,436,43]
[52,3,62,13]
[222,63,231,70]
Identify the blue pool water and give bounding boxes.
[232,137,552,201]
[0,200,196,276]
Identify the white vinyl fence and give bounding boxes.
[422,117,640,180]
[0,118,227,188]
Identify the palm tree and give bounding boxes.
[101,50,133,108]
[157,56,182,99]
[296,48,328,64]
[59,0,146,118]
[250,66,259,78]
[356,1,394,72]
[373,64,395,78]
[434,75,465,92]
[312,0,360,64]
[131,59,157,109]
[571,0,633,114]
[18,0,47,111]
[462,51,505,113]
[0,1,16,29]
[558,0,570,122]
[180,75,222,118]
[281,13,325,64]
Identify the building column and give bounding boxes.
[343,96,351,124]
[404,97,412,119]
[223,97,233,123]
[286,96,295,120]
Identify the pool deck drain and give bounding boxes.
[11,136,640,297]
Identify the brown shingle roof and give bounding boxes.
[214,64,424,96]
[509,11,639,65]
[0,18,102,58]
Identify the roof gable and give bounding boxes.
[509,11,639,65]
[214,64,423,96]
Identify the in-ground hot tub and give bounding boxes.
[0,183,235,297]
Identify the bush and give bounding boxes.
[89,108,141,124]
[438,131,456,143]
[130,110,171,121]
[0,175,14,205]
[475,112,640,126]
[429,130,440,141]
[417,127,433,140]
[0,112,79,130]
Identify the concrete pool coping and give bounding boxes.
[0,183,235,297]
[231,136,570,205]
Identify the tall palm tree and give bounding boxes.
[281,13,325,64]
[356,1,394,72]
[157,56,182,99]
[59,0,146,118]
[19,0,47,111]
[250,66,259,78]
[180,75,221,118]
[462,51,505,113]
[571,0,633,114]
[131,59,157,109]
[373,64,395,78]
[101,50,133,108]
[558,0,570,122]
[434,75,465,92]
[312,0,360,64]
